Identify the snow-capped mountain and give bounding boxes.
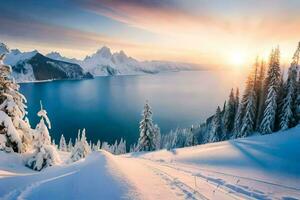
[2,44,93,82]
[0,43,9,57]
[46,46,201,76]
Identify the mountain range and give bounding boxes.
[1,43,202,82]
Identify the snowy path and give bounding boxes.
[0,152,135,200]
[0,126,300,200]
[113,155,241,200]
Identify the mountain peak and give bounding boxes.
[0,43,10,57]
[95,46,112,59]
[47,51,62,58]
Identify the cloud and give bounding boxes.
[75,0,300,41]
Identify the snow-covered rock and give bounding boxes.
[2,44,93,83]
[47,46,201,76]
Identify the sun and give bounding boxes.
[230,51,246,66]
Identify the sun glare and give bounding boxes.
[230,51,246,66]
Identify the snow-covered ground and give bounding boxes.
[1,126,300,200]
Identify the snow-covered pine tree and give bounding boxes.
[59,134,67,151]
[136,102,156,151]
[233,71,256,137]
[69,129,91,162]
[89,140,92,150]
[67,138,73,152]
[280,66,297,130]
[112,139,118,154]
[96,140,101,151]
[239,89,256,137]
[153,124,161,150]
[101,141,110,152]
[260,47,281,134]
[26,102,60,171]
[239,59,259,137]
[210,106,223,142]
[223,88,236,137]
[0,43,32,153]
[280,42,300,129]
[296,77,300,123]
[256,60,266,129]
[233,102,242,138]
[116,138,126,154]
[235,88,240,114]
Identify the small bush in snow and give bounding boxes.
[26,102,60,171]
[69,129,91,162]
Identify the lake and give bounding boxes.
[20,70,245,146]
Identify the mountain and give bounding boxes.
[46,46,201,76]
[2,45,93,82]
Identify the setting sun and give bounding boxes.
[230,51,246,66]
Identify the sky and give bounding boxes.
[1,0,300,69]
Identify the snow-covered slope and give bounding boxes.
[46,46,201,76]
[2,46,93,82]
[0,126,299,199]
[115,126,300,199]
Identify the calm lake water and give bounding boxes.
[20,71,245,146]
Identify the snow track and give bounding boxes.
[1,127,299,199]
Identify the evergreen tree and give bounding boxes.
[96,140,101,151]
[210,106,223,142]
[280,66,297,130]
[26,102,60,171]
[67,138,73,152]
[260,47,281,134]
[239,59,259,137]
[233,102,243,137]
[0,44,32,153]
[280,42,300,129]
[59,134,67,151]
[239,89,256,137]
[256,60,266,129]
[136,102,157,151]
[235,88,240,112]
[153,124,161,150]
[223,88,236,137]
[70,129,91,162]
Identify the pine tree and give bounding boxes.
[210,106,223,142]
[280,66,297,130]
[67,138,73,152]
[153,124,161,150]
[280,42,300,129]
[239,89,256,137]
[223,88,236,137]
[256,60,266,129]
[0,44,32,153]
[260,47,281,134]
[26,102,60,171]
[239,59,259,137]
[235,88,240,112]
[96,140,101,151]
[59,134,67,151]
[136,102,156,151]
[70,129,91,162]
[233,102,243,137]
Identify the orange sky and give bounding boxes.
[1,0,300,69]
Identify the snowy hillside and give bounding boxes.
[1,45,93,82]
[46,46,201,76]
[1,126,299,200]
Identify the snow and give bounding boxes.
[46,46,200,77]
[4,49,37,67]
[0,126,299,199]
[0,151,134,200]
